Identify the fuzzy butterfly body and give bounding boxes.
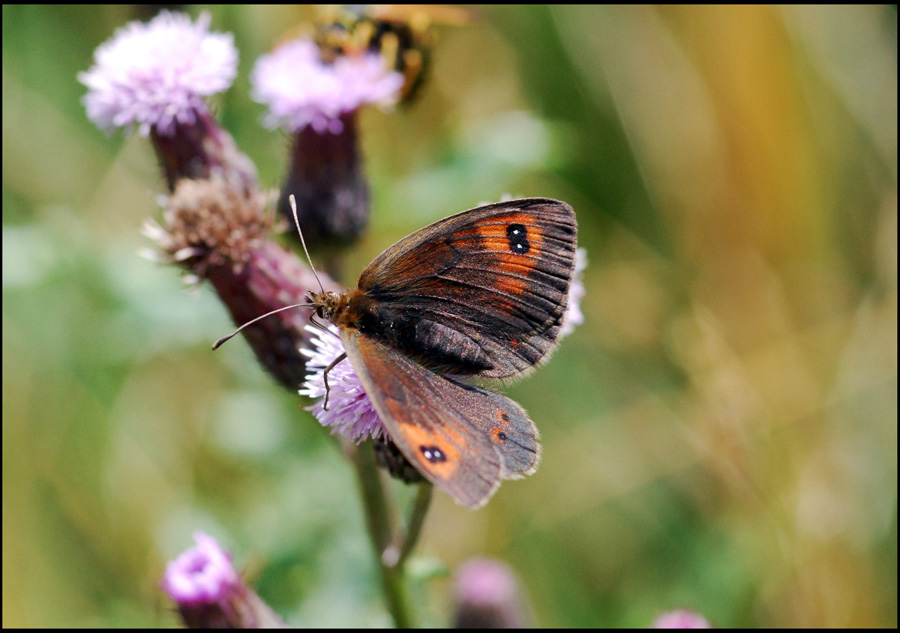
[309,198,577,508]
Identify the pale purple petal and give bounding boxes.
[453,558,528,628]
[653,610,712,629]
[559,247,587,339]
[251,38,403,133]
[160,532,240,605]
[79,11,237,136]
[300,325,386,441]
[455,558,520,607]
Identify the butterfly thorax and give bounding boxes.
[308,288,382,332]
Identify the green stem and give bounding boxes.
[396,483,433,568]
[351,442,416,628]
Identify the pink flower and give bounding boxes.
[79,11,237,137]
[559,247,587,339]
[653,609,712,629]
[160,531,288,627]
[453,558,529,628]
[160,532,240,606]
[251,38,403,134]
[300,325,386,442]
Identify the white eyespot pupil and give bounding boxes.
[421,446,446,463]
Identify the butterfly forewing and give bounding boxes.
[342,329,540,508]
[356,199,577,379]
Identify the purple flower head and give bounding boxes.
[251,38,404,134]
[300,325,386,442]
[455,558,519,606]
[453,558,529,628]
[160,531,288,627]
[79,11,237,137]
[559,246,587,339]
[160,532,240,606]
[653,609,712,629]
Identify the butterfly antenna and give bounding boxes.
[289,194,325,294]
[212,303,310,350]
[213,195,325,351]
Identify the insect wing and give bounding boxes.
[342,329,540,508]
[356,198,577,379]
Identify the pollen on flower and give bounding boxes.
[79,11,237,136]
[299,325,385,442]
[250,38,404,134]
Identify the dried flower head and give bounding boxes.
[145,176,272,277]
[145,177,332,389]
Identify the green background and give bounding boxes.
[3,5,897,627]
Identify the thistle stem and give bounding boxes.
[396,483,433,568]
[351,442,417,628]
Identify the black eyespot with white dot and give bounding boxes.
[506,223,530,255]
[420,445,446,463]
[496,431,508,441]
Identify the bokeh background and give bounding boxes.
[3,5,896,628]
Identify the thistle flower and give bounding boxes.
[300,325,426,482]
[79,10,253,190]
[161,532,241,607]
[160,532,286,628]
[453,558,531,628]
[299,325,386,442]
[144,177,336,390]
[251,37,405,249]
[251,38,403,134]
[79,11,235,137]
[652,610,712,629]
[559,247,587,339]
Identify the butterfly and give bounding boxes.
[309,198,578,508]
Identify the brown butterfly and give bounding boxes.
[308,198,578,509]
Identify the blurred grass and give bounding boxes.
[2,4,896,628]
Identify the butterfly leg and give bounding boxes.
[322,351,348,411]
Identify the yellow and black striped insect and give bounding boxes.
[313,5,476,104]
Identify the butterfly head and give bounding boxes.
[307,288,356,325]
[307,289,335,320]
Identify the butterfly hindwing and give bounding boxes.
[342,329,540,508]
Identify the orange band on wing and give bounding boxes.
[461,212,546,306]
[399,421,462,479]
[476,212,544,253]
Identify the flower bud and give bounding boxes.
[161,532,287,628]
[453,558,530,628]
